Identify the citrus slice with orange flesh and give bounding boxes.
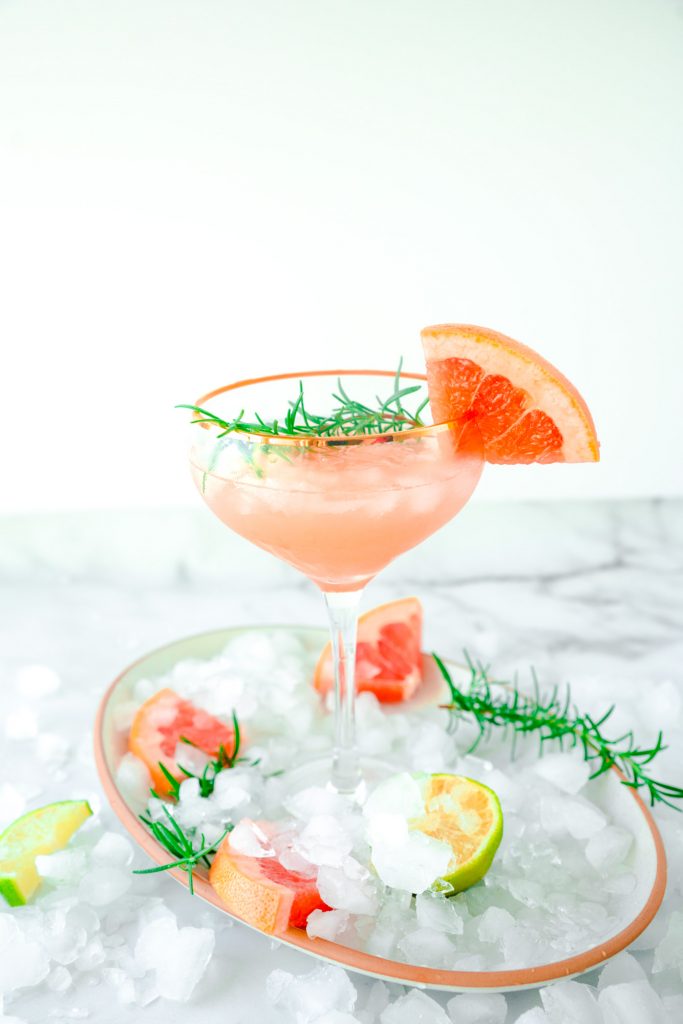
[364,771,502,894]
[313,596,423,704]
[129,688,239,797]
[209,823,329,934]
[421,324,599,464]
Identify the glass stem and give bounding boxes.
[323,589,363,794]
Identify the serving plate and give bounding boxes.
[94,625,666,992]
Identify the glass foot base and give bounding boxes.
[280,755,397,806]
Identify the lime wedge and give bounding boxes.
[0,800,92,906]
[364,771,503,894]
[413,773,503,893]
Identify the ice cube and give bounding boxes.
[540,981,601,1023]
[364,772,427,821]
[306,909,351,942]
[285,786,350,821]
[4,707,38,740]
[512,1011,549,1024]
[415,892,464,935]
[312,1013,361,1024]
[359,980,390,1021]
[115,753,151,809]
[229,819,273,858]
[15,664,61,698]
[78,867,131,906]
[266,964,357,1022]
[155,925,214,1002]
[501,926,542,967]
[295,815,354,867]
[74,937,106,971]
[534,753,590,794]
[397,926,455,968]
[598,979,667,1024]
[585,826,633,873]
[597,952,646,991]
[446,992,507,1024]
[92,832,134,868]
[211,771,252,811]
[652,910,683,978]
[477,906,515,944]
[317,857,379,915]
[34,732,71,765]
[563,799,607,840]
[103,966,137,1004]
[35,849,87,882]
[0,915,50,994]
[47,965,73,993]
[370,826,452,895]
[663,993,683,1022]
[379,988,449,1024]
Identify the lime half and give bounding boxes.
[0,799,92,906]
[413,773,503,893]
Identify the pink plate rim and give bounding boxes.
[93,625,668,992]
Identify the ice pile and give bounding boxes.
[0,817,217,1015]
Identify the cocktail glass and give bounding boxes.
[187,370,483,796]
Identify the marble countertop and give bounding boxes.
[1,498,682,1023]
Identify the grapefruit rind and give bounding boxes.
[0,799,93,906]
[421,323,599,464]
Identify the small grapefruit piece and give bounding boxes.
[0,799,92,906]
[129,688,239,797]
[421,324,599,464]
[313,597,423,704]
[209,825,329,934]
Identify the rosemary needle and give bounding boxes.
[435,652,683,810]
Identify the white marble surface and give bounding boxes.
[1,499,682,1023]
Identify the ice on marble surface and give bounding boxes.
[653,910,683,978]
[266,963,357,1022]
[91,831,133,868]
[597,951,646,991]
[4,707,38,740]
[379,988,449,1024]
[35,849,87,882]
[0,915,50,995]
[598,979,667,1024]
[0,784,26,830]
[512,1010,549,1024]
[539,981,601,1023]
[446,992,507,1024]
[77,867,131,906]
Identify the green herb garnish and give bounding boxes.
[177,360,429,440]
[436,653,683,810]
[133,803,231,894]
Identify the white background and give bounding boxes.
[1,0,682,513]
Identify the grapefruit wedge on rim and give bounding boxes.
[421,324,599,464]
[313,596,423,704]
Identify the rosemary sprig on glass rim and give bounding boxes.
[434,652,683,810]
[177,359,430,441]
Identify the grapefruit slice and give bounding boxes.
[421,324,599,464]
[209,824,329,934]
[129,688,239,798]
[0,800,92,906]
[313,596,422,704]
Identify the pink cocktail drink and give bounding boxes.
[186,370,483,793]
[192,428,481,592]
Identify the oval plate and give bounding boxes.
[94,625,666,993]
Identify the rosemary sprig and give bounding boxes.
[178,362,430,441]
[133,803,232,894]
[435,653,683,810]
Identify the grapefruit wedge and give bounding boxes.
[209,825,328,934]
[421,324,599,464]
[313,596,423,704]
[129,688,239,798]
